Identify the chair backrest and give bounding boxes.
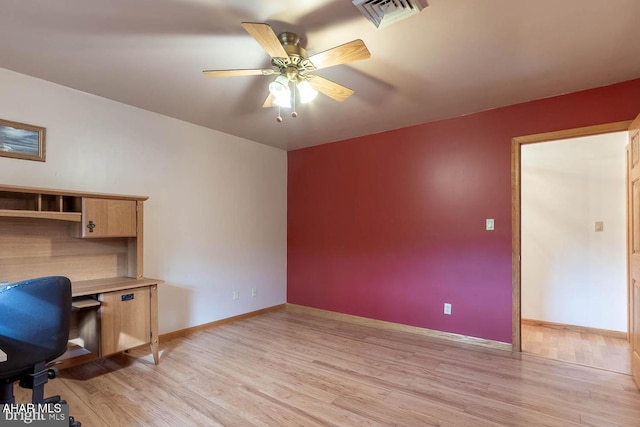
[0,276,71,379]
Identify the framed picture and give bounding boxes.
[0,118,46,162]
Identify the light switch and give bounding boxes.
[595,221,604,232]
[486,218,495,231]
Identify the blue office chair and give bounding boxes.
[0,276,80,426]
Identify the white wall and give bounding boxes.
[0,68,287,334]
[521,132,627,332]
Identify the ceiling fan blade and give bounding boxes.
[308,75,354,102]
[308,39,371,70]
[262,93,275,108]
[241,22,288,59]
[202,69,275,77]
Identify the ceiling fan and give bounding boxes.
[203,22,371,121]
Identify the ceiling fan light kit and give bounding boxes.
[297,81,318,103]
[268,76,317,109]
[353,0,428,29]
[268,75,291,107]
[203,22,371,123]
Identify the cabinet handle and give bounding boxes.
[87,220,96,233]
[121,293,134,302]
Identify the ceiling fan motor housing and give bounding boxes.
[271,32,316,82]
[278,32,300,47]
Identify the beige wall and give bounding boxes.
[0,68,287,334]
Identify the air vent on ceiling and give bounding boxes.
[353,0,428,29]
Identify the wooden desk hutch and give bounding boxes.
[0,184,162,368]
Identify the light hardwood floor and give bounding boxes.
[522,323,631,374]
[16,306,640,426]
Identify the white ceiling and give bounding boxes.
[1,0,640,151]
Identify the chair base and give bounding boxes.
[0,362,81,426]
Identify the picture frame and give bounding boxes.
[0,118,46,162]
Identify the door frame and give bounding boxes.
[511,120,633,351]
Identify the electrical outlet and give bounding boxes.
[444,303,452,315]
[232,290,239,301]
[251,287,257,297]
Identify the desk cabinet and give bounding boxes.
[82,198,137,238]
[0,184,162,368]
[100,287,151,355]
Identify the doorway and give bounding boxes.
[519,131,629,373]
[511,120,634,372]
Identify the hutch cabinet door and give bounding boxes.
[82,198,137,238]
[99,287,151,356]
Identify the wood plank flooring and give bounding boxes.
[522,323,631,374]
[15,306,640,426]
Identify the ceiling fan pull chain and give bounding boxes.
[276,105,283,123]
[292,81,298,118]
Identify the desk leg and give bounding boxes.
[150,341,159,365]
[150,285,160,365]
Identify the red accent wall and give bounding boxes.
[287,78,640,343]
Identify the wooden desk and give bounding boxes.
[0,185,162,368]
[65,277,162,369]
